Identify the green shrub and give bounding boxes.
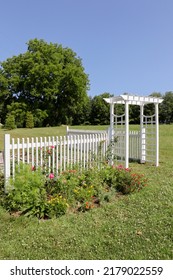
[4,114,16,130]
[26,111,34,128]
[4,164,48,218]
[113,165,147,194]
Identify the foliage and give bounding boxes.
[113,165,147,194]
[0,173,4,205]
[25,111,34,128]
[0,38,90,126]
[47,194,69,218]
[90,93,113,125]
[6,102,27,128]
[160,91,173,123]
[3,165,48,218]
[4,114,16,130]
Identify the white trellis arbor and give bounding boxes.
[104,94,163,168]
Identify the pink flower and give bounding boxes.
[32,166,36,171]
[49,173,54,179]
[117,164,124,170]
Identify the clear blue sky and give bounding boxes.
[1,0,173,97]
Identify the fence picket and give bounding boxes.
[63,136,66,171]
[17,138,20,164]
[12,138,15,179]
[27,138,30,164]
[60,136,62,173]
[40,137,43,167]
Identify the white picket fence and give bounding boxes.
[4,127,143,189]
[4,133,108,187]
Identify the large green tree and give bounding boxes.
[0,39,90,126]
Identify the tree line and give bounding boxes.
[0,39,172,129]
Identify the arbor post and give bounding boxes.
[109,102,114,165]
[140,104,146,163]
[125,101,129,168]
[155,103,159,166]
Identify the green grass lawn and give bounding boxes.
[0,124,173,259]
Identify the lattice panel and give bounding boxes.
[142,114,156,163]
[113,114,126,165]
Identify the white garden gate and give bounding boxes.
[104,94,163,168]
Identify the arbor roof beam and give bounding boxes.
[103,94,163,106]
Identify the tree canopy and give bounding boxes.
[0,39,90,126]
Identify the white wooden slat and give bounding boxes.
[63,136,66,171]
[40,137,43,167]
[73,135,76,166]
[67,135,70,168]
[70,135,73,169]
[22,138,25,163]
[56,136,59,176]
[86,134,89,169]
[83,135,86,169]
[48,137,51,173]
[26,138,30,164]
[35,137,38,167]
[80,135,83,169]
[77,135,80,165]
[31,137,34,167]
[60,136,62,173]
[17,138,20,164]
[12,138,15,179]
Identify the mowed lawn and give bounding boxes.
[0,125,173,259]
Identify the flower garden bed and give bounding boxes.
[0,163,147,219]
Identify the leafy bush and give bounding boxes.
[4,114,16,130]
[113,165,147,194]
[25,111,34,128]
[3,164,48,218]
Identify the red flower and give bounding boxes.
[49,173,54,179]
[117,165,124,170]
